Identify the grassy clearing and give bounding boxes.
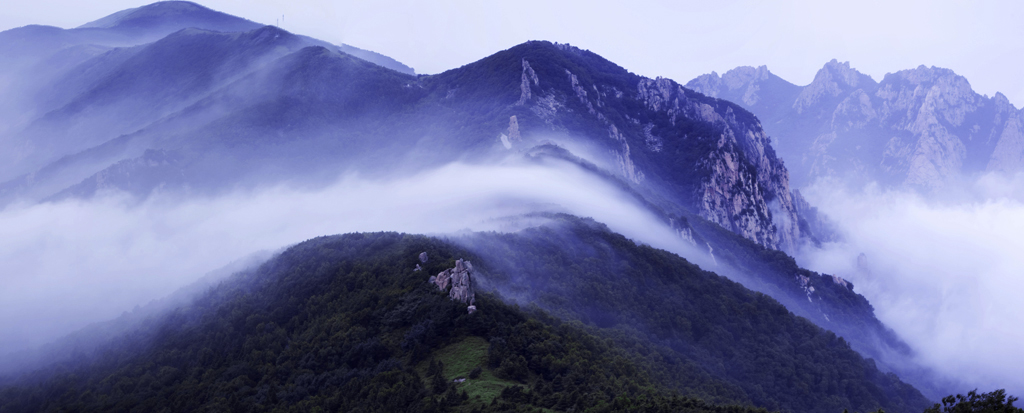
[418,336,523,405]
[435,336,489,379]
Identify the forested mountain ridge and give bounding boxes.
[0,219,931,412]
[457,215,929,412]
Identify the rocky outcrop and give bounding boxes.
[566,69,596,115]
[987,109,1024,173]
[795,274,815,303]
[794,60,874,114]
[430,259,476,311]
[446,259,474,303]
[498,41,808,251]
[429,271,450,291]
[688,65,772,106]
[517,59,539,105]
[875,66,979,188]
[830,274,853,290]
[790,189,838,244]
[414,252,428,271]
[688,61,1024,190]
[635,77,802,250]
[607,124,644,184]
[508,116,521,143]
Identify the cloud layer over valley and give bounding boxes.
[798,174,1024,396]
[0,157,705,359]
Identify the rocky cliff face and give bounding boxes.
[2,34,807,252]
[793,60,876,115]
[632,77,801,250]
[498,42,804,250]
[687,65,772,107]
[988,106,1024,173]
[688,61,1024,189]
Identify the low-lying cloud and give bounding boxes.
[797,175,1024,396]
[0,157,703,359]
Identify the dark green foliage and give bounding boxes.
[0,232,768,413]
[925,390,1023,413]
[461,214,931,413]
[683,210,917,370]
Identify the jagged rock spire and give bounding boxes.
[429,258,476,312]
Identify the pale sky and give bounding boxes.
[2,0,1023,106]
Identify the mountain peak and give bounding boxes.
[721,65,771,89]
[506,40,584,58]
[876,65,978,115]
[886,64,963,87]
[817,59,871,89]
[993,91,1017,111]
[685,65,795,106]
[686,72,724,98]
[793,59,876,113]
[78,1,259,33]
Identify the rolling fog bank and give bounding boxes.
[797,173,1024,396]
[0,157,706,363]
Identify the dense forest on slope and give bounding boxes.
[514,143,917,396]
[0,216,935,412]
[680,211,915,357]
[457,215,930,413]
[0,232,770,413]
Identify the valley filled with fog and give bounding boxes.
[797,173,1024,396]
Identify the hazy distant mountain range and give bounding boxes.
[687,60,1024,189]
[2,2,1012,411]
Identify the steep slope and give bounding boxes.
[686,65,801,125]
[0,44,425,203]
[76,1,414,74]
[423,42,803,250]
[0,231,764,413]
[23,26,308,166]
[0,28,420,197]
[459,215,930,413]
[74,0,413,74]
[0,223,930,413]
[0,1,413,180]
[78,0,260,33]
[0,2,262,122]
[0,1,264,132]
[6,39,804,253]
[688,61,1024,189]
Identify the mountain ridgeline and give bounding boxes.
[687,61,1024,190]
[0,221,932,413]
[1,2,801,253]
[0,11,918,385]
[0,2,986,411]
